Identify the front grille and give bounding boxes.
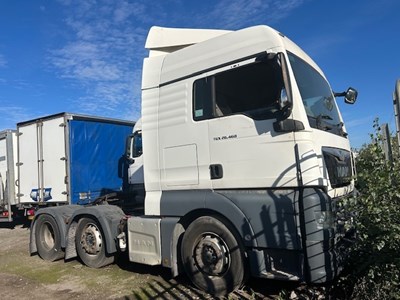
[322,147,352,188]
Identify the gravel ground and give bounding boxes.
[0,218,303,300]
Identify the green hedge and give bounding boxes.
[333,119,400,299]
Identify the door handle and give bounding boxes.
[210,164,223,180]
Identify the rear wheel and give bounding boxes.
[75,217,114,268]
[35,214,64,261]
[181,216,247,296]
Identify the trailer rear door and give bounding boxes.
[0,130,17,221]
[18,116,68,204]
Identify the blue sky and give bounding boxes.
[0,0,399,148]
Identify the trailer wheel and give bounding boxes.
[35,214,65,261]
[181,216,247,296]
[75,217,114,268]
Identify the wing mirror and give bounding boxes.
[334,87,358,104]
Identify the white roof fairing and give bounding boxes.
[159,25,285,85]
[145,26,231,57]
[141,25,326,90]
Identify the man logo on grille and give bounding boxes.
[337,166,349,178]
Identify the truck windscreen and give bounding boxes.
[288,52,345,137]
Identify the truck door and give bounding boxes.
[202,55,297,189]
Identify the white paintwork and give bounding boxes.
[129,155,144,185]
[144,190,162,216]
[141,55,164,90]
[0,134,9,198]
[208,116,297,189]
[18,116,68,204]
[18,123,39,204]
[41,117,68,202]
[163,144,199,186]
[160,26,282,85]
[128,119,144,185]
[157,78,210,191]
[145,26,230,57]
[140,25,354,215]
[141,88,161,196]
[0,131,18,207]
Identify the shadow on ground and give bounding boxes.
[0,216,31,229]
[114,252,302,299]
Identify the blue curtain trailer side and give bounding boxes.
[67,117,134,205]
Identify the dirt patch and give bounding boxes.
[0,219,299,299]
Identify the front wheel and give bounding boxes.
[181,216,248,297]
[35,214,65,261]
[75,217,114,268]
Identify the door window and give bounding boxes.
[193,57,284,121]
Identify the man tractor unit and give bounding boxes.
[29,25,357,296]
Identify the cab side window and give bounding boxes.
[193,77,213,121]
[193,59,284,121]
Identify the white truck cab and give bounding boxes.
[31,25,357,297]
[138,25,356,292]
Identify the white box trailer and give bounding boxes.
[0,130,18,222]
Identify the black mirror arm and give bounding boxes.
[334,91,346,97]
[334,87,358,104]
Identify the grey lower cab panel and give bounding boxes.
[128,216,162,265]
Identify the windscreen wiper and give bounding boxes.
[316,114,333,131]
[336,122,348,137]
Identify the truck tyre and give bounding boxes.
[75,217,114,268]
[181,216,247,296]
[35,214,65,261]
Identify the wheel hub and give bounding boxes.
[194,234,230,276]
[80,224,102,254]
[43,222,55,249]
